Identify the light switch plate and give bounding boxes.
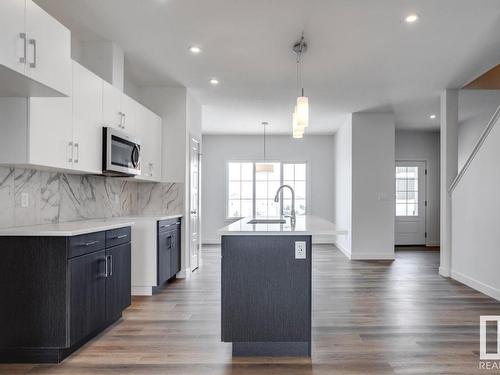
[21,193,29,208]
[295,241,306,259]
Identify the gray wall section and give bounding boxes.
[201,135,335,243]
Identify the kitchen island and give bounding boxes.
[218,215,346,357]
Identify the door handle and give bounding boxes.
[19,33,27,63]
[29,39,36,68]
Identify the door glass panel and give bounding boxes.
[395,166,419,217]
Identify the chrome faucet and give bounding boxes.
[274,185,296,225]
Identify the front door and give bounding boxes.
[395,161,426,245]
[190,137,201,271]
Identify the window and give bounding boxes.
[227,162,307,218]
[396,166,418,216]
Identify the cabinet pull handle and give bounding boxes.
[29,39,36,68]
[118,112,124,128]
[176,222,180,225]
[104,256,109,277]
[74,142,79,163]
[160,224,170,228]
[83,240,99,246]
[122,113,126,128]
[109,255,113,276]
[68,141,73,162]
[114,234,127,239]
[19,33,27,63]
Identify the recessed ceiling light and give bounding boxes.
[209,78,219,85]
[188,46,201,54]
[405,14,419,23]
[430,114,436,119]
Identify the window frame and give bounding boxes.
[225,160,310,219]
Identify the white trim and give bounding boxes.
[350,252,395,260]
[335,242,352,259]
[426,241,440,247]
[450,104,500,193]
[451,270,500,301]
[131,286,153,296]
[439,266,450,278]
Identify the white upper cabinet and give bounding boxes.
[103,80,137,135]
[29,96,73,170]
[102,80,123,130]
[135,103,162,182]
[0,0,71,97]
[0,0,26,76]
[72,62,103,174]
[25,0,71,96]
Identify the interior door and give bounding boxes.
[190,138,201,272]
[395,161,427,245]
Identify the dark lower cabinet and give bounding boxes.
[69,250,106,347]
[105,243,131,321]
[0,226,132,363]
[157,218,181,286]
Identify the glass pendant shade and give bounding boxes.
[256,163,274,173]
[296,96,309,128]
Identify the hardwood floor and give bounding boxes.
[1,245,499,374]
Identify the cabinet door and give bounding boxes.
[120,94,136,135]
[102,80,123,130]
[25,0,71,96]
[170,225,181,276]
[72,62,103,174]
[105,243,131,321]
[0,0,26,75]
[157,231,173,285]
[29,96,73,169]
[69,250,106,346]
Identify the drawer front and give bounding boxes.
[158,218,181,234]
[69,231,106,258]
[106,226,131,248]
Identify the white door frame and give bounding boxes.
[189,136,201,272]
[395,159,428,246]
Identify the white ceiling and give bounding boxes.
[36,0,500,134]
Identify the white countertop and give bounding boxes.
[117,214,182,221]
[218,215,347,236]
[0,218,135,237]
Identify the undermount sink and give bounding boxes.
[247,218,286,224]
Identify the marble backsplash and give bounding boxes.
[0,166,183,229]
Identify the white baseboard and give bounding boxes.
[131,286,153,296]
[350,252,395,260]
[334,242,352,259]
[439,266,450,278]
[451,270,500,301]
[176,267,191,279]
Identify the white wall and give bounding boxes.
[333,117,352,256]
[458,90,500,170]
[351,113,395,260]
[201,135,336,243]
[395,130,440,246]
[451,112,500,300]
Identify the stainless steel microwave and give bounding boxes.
[102,127,141,176]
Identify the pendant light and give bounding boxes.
[256,122,274,173]
[292,34,309,136]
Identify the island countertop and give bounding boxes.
[218,215,347,236]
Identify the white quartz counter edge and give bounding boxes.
[218,215,348,236]
[0,219,136,237]
[117,214,183,221]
